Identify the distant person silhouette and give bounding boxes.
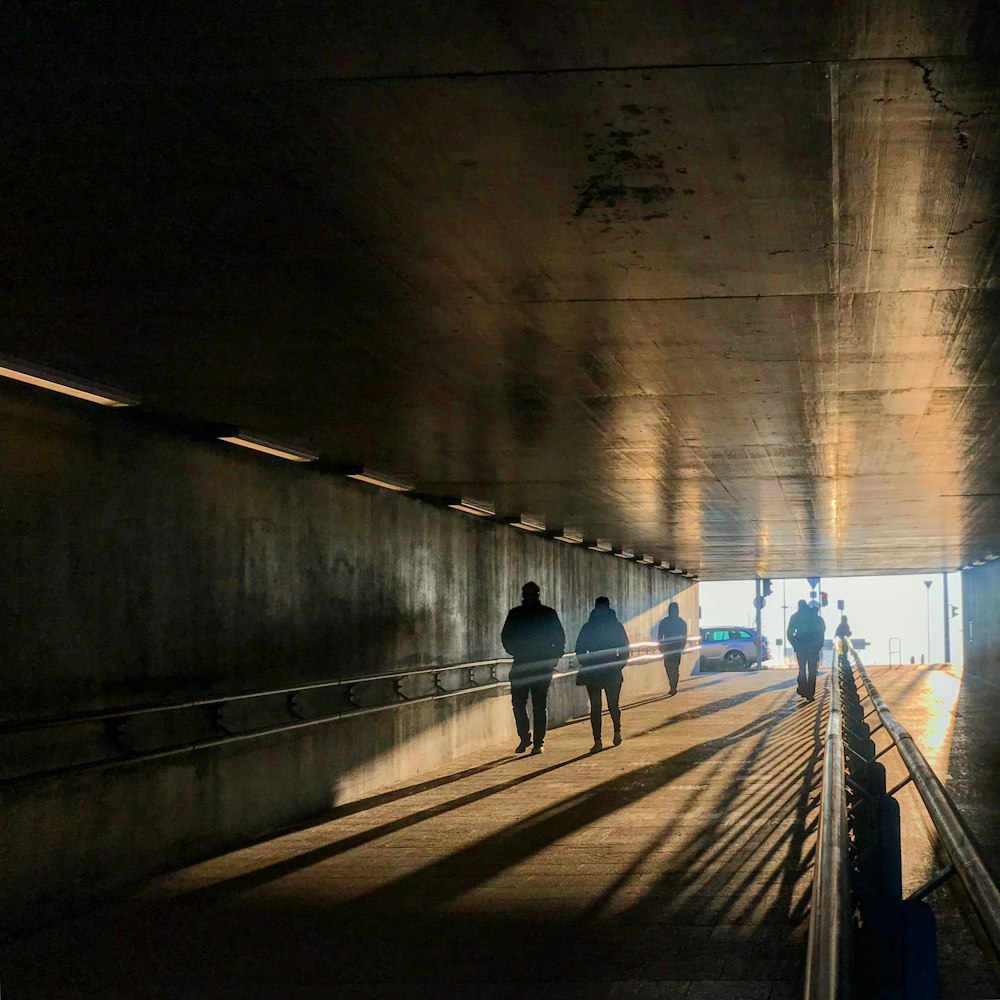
[500,581,565,755]
[788,600,826,701]
[834,615,852,641]
[657,601,688,697]
[574,596,629,753]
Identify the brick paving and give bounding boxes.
[2,669,823,999]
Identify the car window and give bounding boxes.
[708,630,729,641]
[736,629,752,639]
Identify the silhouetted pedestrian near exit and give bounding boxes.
[788,600,825,702]
[501,581,565,755]
[833,615,852,671]
[574,596,629,753]
[657,601,687,697]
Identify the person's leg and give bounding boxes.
[587,684,603,742]
[607,680,623,743]
[510,677,531,749]
[666,655,680,695]
[807,651,819,700]
[796,650,808,697]
[530,677,551,751]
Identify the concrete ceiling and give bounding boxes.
[3,2,1000,578]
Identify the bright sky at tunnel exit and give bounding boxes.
[699,573,964,668]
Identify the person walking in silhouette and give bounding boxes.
[834,615,852,667]
[575,596,629,753]
[501,581,566,755]
[788,599,826,701]
[657,601,688,697]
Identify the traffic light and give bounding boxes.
[820,591,829,607]
[762,578,772,597]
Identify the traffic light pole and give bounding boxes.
[755,577,763,669]
[782,579,788,666]
[943,571,951,664]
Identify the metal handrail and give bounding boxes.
[0,641,675,735]
[845,638,1000,960]
[805,643,854,1000]
[1,639,694,787]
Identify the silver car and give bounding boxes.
[699,626,770,669]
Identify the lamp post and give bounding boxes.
[924,579,933,664]
[942,572,951,664]
[782,578,788,666]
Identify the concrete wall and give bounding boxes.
[962,563,1000,682]
[0,383,697,931]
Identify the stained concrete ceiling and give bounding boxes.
[3,2,1000,578]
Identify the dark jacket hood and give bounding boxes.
[588,607,618,622]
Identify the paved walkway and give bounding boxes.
[3,670,824,999]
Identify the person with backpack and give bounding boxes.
[574,596,629,753]
[787,599,825,702]
[834,615,852,641]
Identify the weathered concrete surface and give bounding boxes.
[0,385,694,931]
[960,563,1000,683]
[5,5,1000,578]
[0,386,692,720]
[1,669,821,999]
[858,664,1000,999]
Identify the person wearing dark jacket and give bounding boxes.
[787,600,825,702]
[657,602,688,697]
[500,581,566,755]
[834,615,852,640]
[575,597,629,753]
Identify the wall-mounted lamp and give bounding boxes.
[586,539,613,552]
[554,530,583,544]
[0,354,138,408]
[507,515,545,532]
[218,432,317,462]
[986,553,999,561]
[448,498,495,517]
[667,565,684,575]
[638,555,655,565]
[973,559,986,566]
[612,548,635,559]
[344,467,414,492]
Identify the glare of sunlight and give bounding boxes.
[909,666,961,773]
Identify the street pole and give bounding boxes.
[943,571,951,663]
[782,578,788,666]
[755,577,763,669]
[924,579,933,665]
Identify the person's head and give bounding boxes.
[594,595,611,611]
[808,600,820,611]
[798,600,809,612]
[521,581,540,603]
[667,601,679,618]
[841,615,848,625]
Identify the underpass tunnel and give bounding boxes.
[4,3,1000,997]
